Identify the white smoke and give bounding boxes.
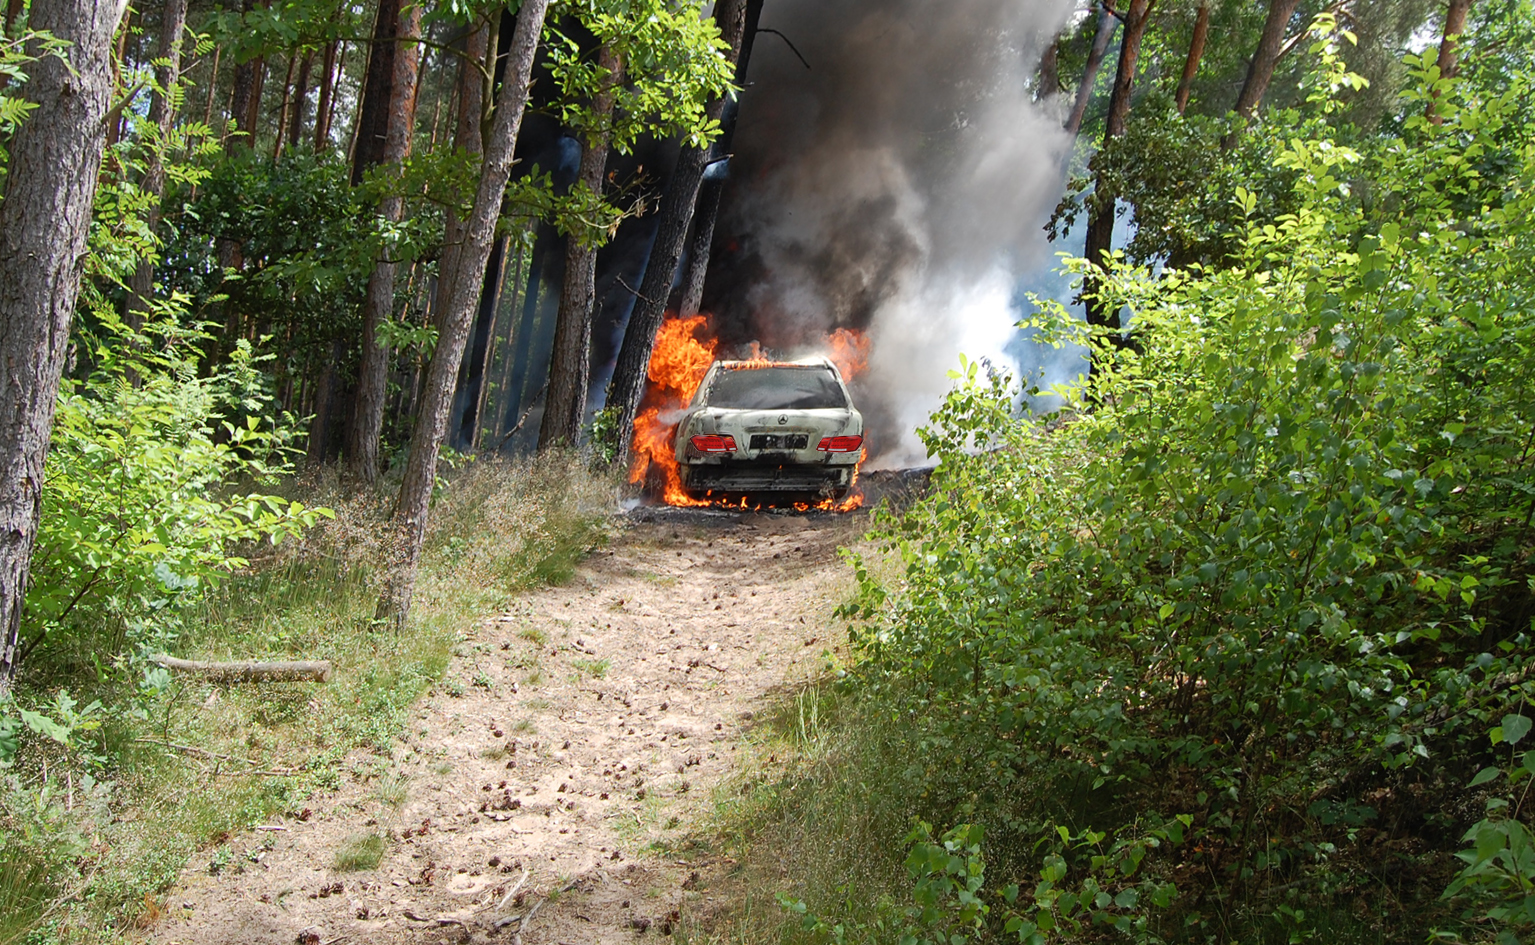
[712,0,1077,467]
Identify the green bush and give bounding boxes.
[22,307,326,683]
[844,30,1535,942]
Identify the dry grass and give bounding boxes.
[0,453,617,943]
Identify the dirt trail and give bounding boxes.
[151,507,865,945]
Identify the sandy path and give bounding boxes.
[150,507,863,945]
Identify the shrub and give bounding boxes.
[845,33,1535,941]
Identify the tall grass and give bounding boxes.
[0,454,614,943]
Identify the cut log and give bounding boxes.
[152,655,331,682]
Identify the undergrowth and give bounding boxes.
[693,25,1535,945]
[0,454,614,943]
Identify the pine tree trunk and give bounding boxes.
[1082,0,1154,341]
[674,0,762,322]
[435,20,488,325]
[270,50,297,158]
[377,0,549,629]
[607,0,751,454]
[1037,39,1060,101]
[227,2,259,146]
[349,1,421,484]
[1175,1,1209,114]
[1428,0,1474,122]
[351,0,400,185]
[1231,0,1300,121]
[1064,3,1119,138]
[313,38,338,151]
[0,0,129,696]
[538,45,622,451]
[287,49,313,151]
[125,0,187,328]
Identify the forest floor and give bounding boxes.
[144,502,871,945]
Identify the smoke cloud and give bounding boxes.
[701,0,1078,467]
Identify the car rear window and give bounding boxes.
[704,366,847,410]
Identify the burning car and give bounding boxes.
[672,357,864,500]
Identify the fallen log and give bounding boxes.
[152,654,331,682]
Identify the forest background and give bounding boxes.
[0,0,1533,943]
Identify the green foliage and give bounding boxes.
[547,0,735,153]
[1437,717,1535,943]
[25,307,328,676]
[541,0,736,248]
[0,26,68,182]
[848,26,1535,943]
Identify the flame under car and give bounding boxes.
[673,357,864,500]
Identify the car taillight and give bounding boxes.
[817,435,863,453]
[690,434,737,454]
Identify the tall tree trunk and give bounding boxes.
[1064,3,1119,138]
[348,0,421,484]
[1037,39,1060,102]
[270,50,297,158]
[351,0,400,185]
[105,7,130,151]
[1175,1,1209,114]
[313,38,338,150]
[126,0,188,328]
[1230,0,1301,122]
[1081,0,1154,342]
[674,0,762,322]
[538,45,622,451]
[377,0,549,629]
[4,0,23,34]
[229,0,270,148]
[201,44,220,131]
[608,0,751,452]
[1428,0,1473,122]
[435,21,488,341]
[0,0,128,695]
[287,49,313,151]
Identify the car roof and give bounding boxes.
[712,355,838,371]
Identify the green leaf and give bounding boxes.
[1502,714,1532,747]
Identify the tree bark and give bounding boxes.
[126,0,188,328]
[607,0,751,454]
[0,0,129,695]
[1064,3,1119,138]
[674,0,762,322]
[153,655,332,682]
[286,48,313,152]
[270,50,297,158]
[1175,1,1209,115]
[436,21,489,334]
[1037,39,1060,102]
[538,45,622,451]
[1081,0,1154,341]
[1428,0,1473,122]
[1231,0,1301,121]
[351,0,400,185]
[377,0,549,629]
[313,38,338,151]
[348,1,422,484]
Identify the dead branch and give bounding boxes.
[152,654,332,682]
[493,865,531,914]
[134,737,300,776]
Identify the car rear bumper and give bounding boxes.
[681,461,854,494]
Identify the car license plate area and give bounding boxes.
[748,433,808,450]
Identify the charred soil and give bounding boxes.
[145,507,867,945]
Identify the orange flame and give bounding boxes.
[824,327,871,381]
[629,314,717,507]
[627,314,866,512]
